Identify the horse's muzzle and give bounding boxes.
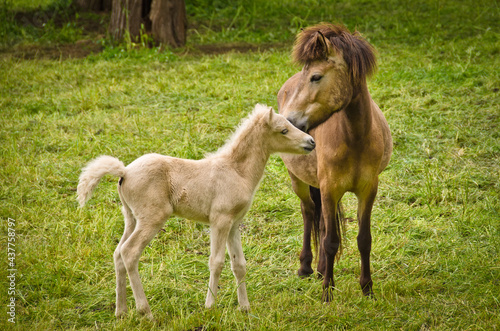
[287,116,309,133]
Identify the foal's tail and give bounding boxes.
[77,155,126,207]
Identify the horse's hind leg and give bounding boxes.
[316,209,326,278]
[226,222,250,311]
[114,203,136,318]
[356,179,378,297]
[119,209,170,319]
[289,172,315,277]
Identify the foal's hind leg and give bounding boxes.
[356,179,378,297]
[226,222,250,311]
[114,204,136,318]
[205,219,231,309]
[119,209,170,319]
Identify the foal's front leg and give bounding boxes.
[205,221,231,309]
[227,223,250,311]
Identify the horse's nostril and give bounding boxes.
[309,138,316,147]
[287,115,308,132]
[295,122,307,132]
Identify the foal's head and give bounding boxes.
[258,104,315,155]
[279,23,377,132]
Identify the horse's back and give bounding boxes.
[370,100,392,173]
[277,72,301,114]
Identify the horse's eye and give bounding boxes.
[281,129,289,135]
[310,74,323,83]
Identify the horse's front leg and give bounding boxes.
[299,199,316,277]
[226,222,250,311]
[289,172,315,277]
[205,221,231,309]
[356,179,378,297]
[319,187,342,302]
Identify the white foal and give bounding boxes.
[77,104,315,319]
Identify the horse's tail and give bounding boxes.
[77,155,126,207]
[335,201,346,262]
[309,186,322,259]
[309,186,346,263]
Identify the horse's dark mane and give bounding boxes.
[292,23,377,84]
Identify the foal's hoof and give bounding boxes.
[115,311,127,319]
[140,312,155,321]
[138,308,155,321]
[238,305,250,313]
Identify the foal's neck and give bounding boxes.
[221,125,270,187]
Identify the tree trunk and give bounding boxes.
[109,0,143,42]
[74,0,112,11]
[150,0,186,47]
[108,0,186,47]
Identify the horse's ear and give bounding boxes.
[317,31,331,59]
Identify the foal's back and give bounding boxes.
[118,153,253,225]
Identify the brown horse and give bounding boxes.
[278,23,392,301]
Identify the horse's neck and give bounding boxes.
[344,83,373,136]
[222,127,270,187]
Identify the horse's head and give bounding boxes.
[278,23,377,132]
[258,104,315,154]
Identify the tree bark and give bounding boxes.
[108,0,186,47]
[109,0,143,42]
[74,0,112,11]
[150,0,186,47]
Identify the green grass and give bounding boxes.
[1,0,499,329]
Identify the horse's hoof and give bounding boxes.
[321,286,335,303]
[363,290,376,300]
[298,267,314,278]
[361,282,375,299]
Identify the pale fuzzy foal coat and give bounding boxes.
[77,104,315,319]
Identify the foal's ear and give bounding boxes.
[268,106,274,123]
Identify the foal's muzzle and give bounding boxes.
[304,137,316,152]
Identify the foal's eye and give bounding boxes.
[310,74,323,83]
[281,129,289,135]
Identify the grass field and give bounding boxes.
[1,0,499,329]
